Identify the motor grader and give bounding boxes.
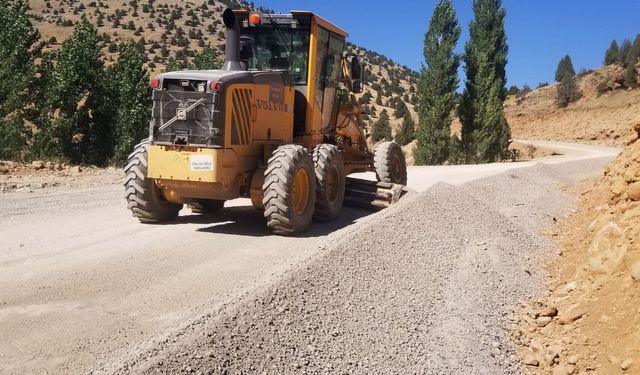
[124,8,407,235]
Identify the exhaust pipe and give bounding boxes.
[222,8,244,71]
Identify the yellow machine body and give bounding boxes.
[147,10,376,205]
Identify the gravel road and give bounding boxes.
[116,158,611,375]
[0,142,618,374]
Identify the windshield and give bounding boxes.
[239,26,310,85]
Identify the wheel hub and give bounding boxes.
[293,168,310,216]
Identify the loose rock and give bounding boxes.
[536,316,552,327]
[540,305,559,317]
[559,305,586,325]
[628,182,640,201]
[32,160,45,170]
[523,353,539,366]
[631,260,640,281]
[621,358,634,371]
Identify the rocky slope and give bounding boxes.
[512,124,640,375]
[506,64,640,146]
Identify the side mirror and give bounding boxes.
[351,56,362,79]
[350,56,364,93]
[352,79,363,94]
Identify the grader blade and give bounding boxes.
[344,177,408,211]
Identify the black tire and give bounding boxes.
[312,144,345,221]
[263,145,316,235]
[124,143,182,223]
[189,200,225,214]
[374,141,407,185]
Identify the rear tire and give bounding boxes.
[124,143,181,223]
[263,145,316,235]
[189,200,225,214]
[374,141,407,185]
[312,144,345,221]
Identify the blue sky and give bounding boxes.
[257,0,640,88]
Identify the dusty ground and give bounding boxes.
[0,160,123,193]
[512,125,640,375]
[506,64,640,147]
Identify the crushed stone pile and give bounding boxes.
[514,124,640,375]
[113,160,607,375]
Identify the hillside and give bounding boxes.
[506,64,640,146]
[505,63,640,375]
[27,0,418,139]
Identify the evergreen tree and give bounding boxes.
[39,19,111,164]
[189,45,222,70]
[556,74,581,107]
[459,0,511,163]
[395,114,415,146]
[554,55,575,82]
[506,85,520,96]
[604,40,619,65]
[619,39,632,65]
[393,99,409,119]
[0,0,41,159]
[626,34,640,66]
[413,0,460,165]
[370,109,392,142]
[624,63,638,89]
[108,41,151,163]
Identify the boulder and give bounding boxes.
[628,182,640,201]
[32,160,45,170]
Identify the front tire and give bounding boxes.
[124,143,182,223]
[312,144,345,221]
[263,145,316,235]
[374,141,407,185]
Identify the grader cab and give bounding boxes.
[124,8,408,235]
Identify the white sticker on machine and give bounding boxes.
[190,154,214,172]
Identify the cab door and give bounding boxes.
[320,34,345,133]
[313,27,345,134]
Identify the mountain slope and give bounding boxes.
[506,64,640,146]
[27,0,418,139]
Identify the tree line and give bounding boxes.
[410,0,510,165]
[0,0,221,165]
[370,0,510,165]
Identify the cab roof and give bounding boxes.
[232,9,349,38]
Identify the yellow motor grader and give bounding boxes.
[124,8,407,235]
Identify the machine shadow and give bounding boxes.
[183,205,374,237]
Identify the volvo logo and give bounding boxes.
[176,108,187,120]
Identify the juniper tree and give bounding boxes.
[189,45,222,70]
[459,0,511,163]
[0,0,41,159]
[108,41,151,163]
[413,0,460,165]
[555,55,575,82]
[626,34,640,66]
[394,114,416,146]
[619,39,633,66]
[624,63,638,89]
[370,109,392,142]
[556,68,581,107]
[604,40,619,65]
